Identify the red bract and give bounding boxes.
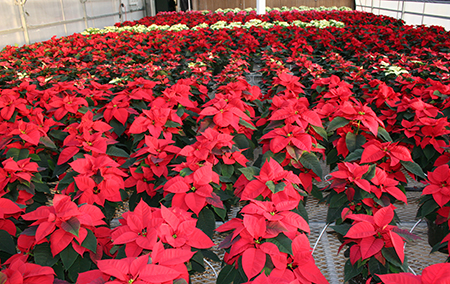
[0,198,23,235]
[79,247,192,284]
[361,140,412,167]
[423,164,450,207]
[111,201,213,257]
[370,168,407,203]
[260,123,313,154]
[45,91,88,121]
[132,132,180,178]
[67,154,128,206]
[21,194,105,256]
[378,262,450,284]
[333,99,384,136]
[239,158,304,202]
[163,162,222,215]
[58,111,116,165]
[343,206,405,265]
[0,254,55,284]
[329,162,371,194]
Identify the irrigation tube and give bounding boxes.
[204,258,218,279]
[312,223,330,254]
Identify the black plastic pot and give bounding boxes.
[426,218,449,254]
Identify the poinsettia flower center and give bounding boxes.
[113,104,117,107]
[172,234,177,239]
[191,186,196,191]
[140,228,147,237]
[220,109,224,113]
[358,111,365,115]
[270,211,276,216]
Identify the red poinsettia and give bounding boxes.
[378,262,450,284]
[0,198,24,236]
[78,246,192,284]
[329,162,371,194]
[422,164,450,207]
[163,162,222,215]
[342,205,406,265]
[0,254,55,284]
[239,158,304,203]
[111,201,213,257]
[361,140,412,167]
[21,194,105,256]
[67,154,128,206]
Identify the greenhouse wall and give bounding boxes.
[356,0,450,30]
[194,0,355,11]
[0,0,145,50]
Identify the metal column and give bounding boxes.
[256,0,265,15]
[14,0,30,45]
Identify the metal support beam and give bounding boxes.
[256,0,265,15]
[59,0,68,36]
[400,0,406,20]
[80,0,88,29]
[421,2,426,25]
[14,0,30,45]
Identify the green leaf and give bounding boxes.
[106,145,130,158]
[331,223,352,236]
[368,257,387,275]
[6,148,29,161]
[417,198,439,218]
[110,118,127,136]
[328,117,349,132]
[311,125,328,141]
[265,181,286,194]
[299,152,322,178]
[81,229,97,253]
[362,164,376,181]
[39,136,58,150]
[267,233,292,255]
[34,243,60,267]
[165,120,181,128]
[238,166,260,181]
[61,217,80,237]
[197,207,216,239]
[346,132,366,152]
[217,264,238,284]
[6,148,20,160]
[239,118,257,130]
[67,253,92,283]
[29,153,41,161]
[401,160,426,179]
[382,247,406,270]
[344,259,364,282]
[377,127,392,142]
[344,149,363,162]
[213,206,227,221]
[180,167,193,177]
[0,230,16,255]
[60,245,79,270]
[34,182,50,193]
[221,164,234,178]
[120,157,137,169]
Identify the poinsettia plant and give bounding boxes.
[333,205,416,283]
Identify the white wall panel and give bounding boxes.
[0,0,145,50]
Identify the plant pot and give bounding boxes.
[347,274,368,284]
[426,218,449,254]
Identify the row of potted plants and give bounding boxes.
[0,6,449,283]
